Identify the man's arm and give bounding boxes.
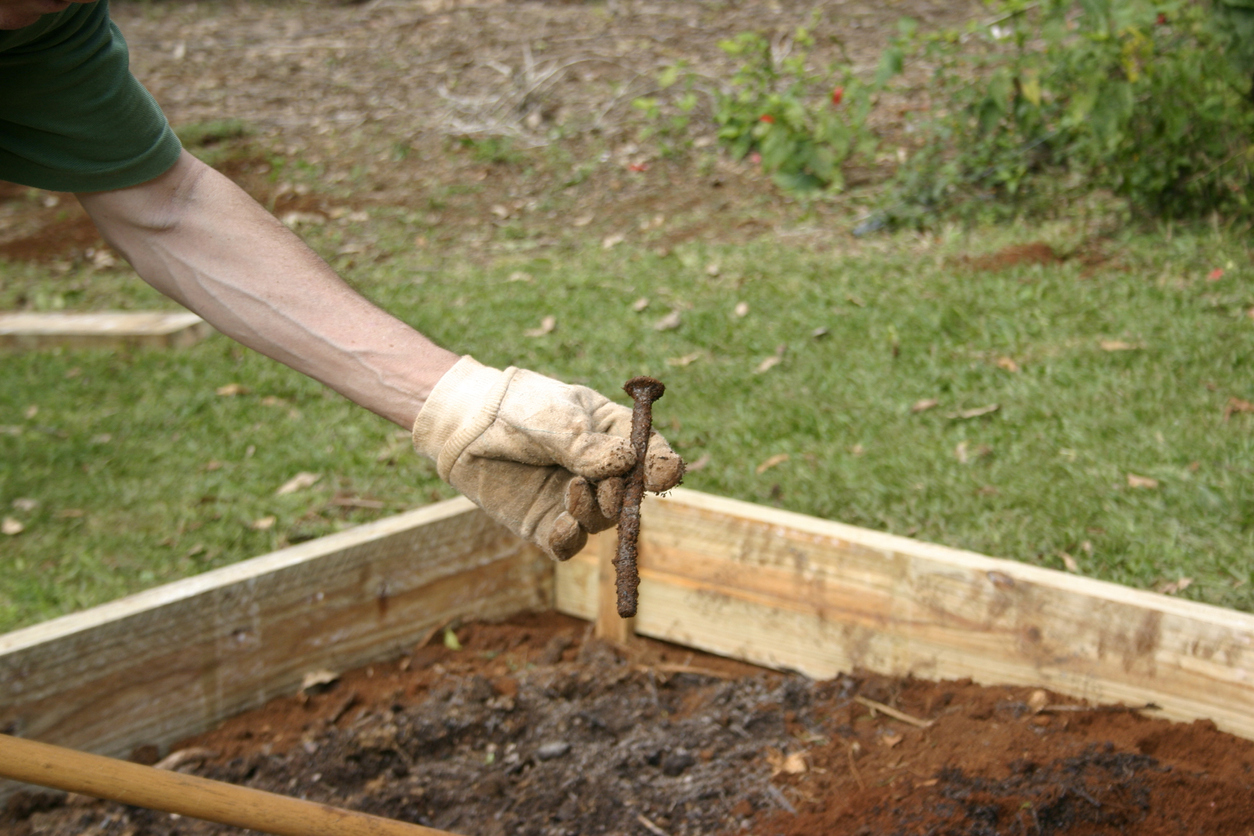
[76,149,460,428]
[76,150,684,559]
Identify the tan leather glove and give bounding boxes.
[412,356,685,560]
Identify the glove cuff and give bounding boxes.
[412,356,516,480]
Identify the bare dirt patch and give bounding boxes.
[5,612,1253,836]
[1,0,986,266]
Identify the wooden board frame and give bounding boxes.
[0,311,213,350]
[1,498,549,800]
[5,487,1253,800]
[558,489,1254,738]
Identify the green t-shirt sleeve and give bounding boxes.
[0,0,182,192]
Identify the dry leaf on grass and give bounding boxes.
[216,383,249,397]
[1155,577,1193,595]
[24,405,38,419]
[1126,473,1159,489]
[632,297,650,312]
[250,515,277,531]
[280,211,326,228]
[756,453,790,474]
[911,398,940,414]
[996,356,1020,373]
[653,310,682,331]
[277,472,321,495]
[601,232,625,249]
[955,441,993,464]
[1059,552,1080,573]
[1224,397,1254,420]
[949,404,999,420]
[524,315,557,337]
[733,301,749,318]
[684,453,711,473]
[507,271,533,283]
[754,344,786,374]
[666,352,702,367]
[2,517,25,536]
[1099,340,1139,352]
[11,498,38,512]
[879,731,904,749]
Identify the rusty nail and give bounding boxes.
[615,376,665,618]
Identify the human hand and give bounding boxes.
[412,356,685,560]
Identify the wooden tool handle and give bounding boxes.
[0,734,446,836]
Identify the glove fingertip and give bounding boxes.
[596,477,624,520]
[544,512,587,562]
[644,447,686,493]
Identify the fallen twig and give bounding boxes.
[635,812,669,836]
[846,744,866,791]
[765,784,796,814]
[854,696,935,728]
[153,747,218,772]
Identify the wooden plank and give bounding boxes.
[555,533,597,621]
[556,488,1254,740]
[0,311,213,349]
[594,530,634,645]
[1,498,551,800]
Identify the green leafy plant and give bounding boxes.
[712,27,881,192]
[632,61,702,158]
[881,0,1254,226]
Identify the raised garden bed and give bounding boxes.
[3,489,1253,834]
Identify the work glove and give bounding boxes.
[412,356,684,560]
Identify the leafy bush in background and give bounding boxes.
[710,27,885,192]
[636,1,1254,226]
[884,0,1254,227]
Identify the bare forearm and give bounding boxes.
[77,151,458,428]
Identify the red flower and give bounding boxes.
[831,86,844,106]
[759,114,775,123]
[1208,268,1225,281]
[1156,12,1167,25]
[628,162,649,172]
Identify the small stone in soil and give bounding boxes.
[536,741,571,760]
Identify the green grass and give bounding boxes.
[4,217,1254,631]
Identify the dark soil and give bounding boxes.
[5,612,1254,836]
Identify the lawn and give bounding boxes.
[4,212,1254,632]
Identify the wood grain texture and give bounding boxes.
[0,311,213,349]
[594,530,634,644]
[556,489,1254,740]
[1,498,552,801]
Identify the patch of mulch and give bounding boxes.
[5,612,1253,836]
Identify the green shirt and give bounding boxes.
[0,0,182,192]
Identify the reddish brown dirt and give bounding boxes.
[5,612,1253,836]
